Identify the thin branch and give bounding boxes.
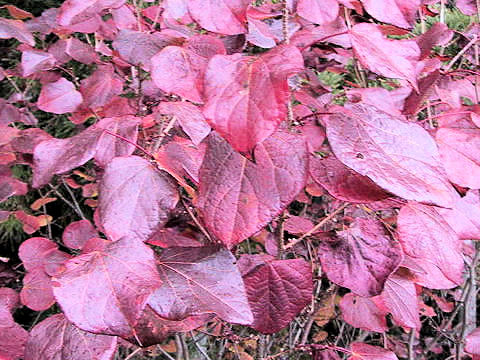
[102,129,154,159]
[408,329,415,360]
[62,179,86,220]
[445,35,478,71]
[284,203,349,250]
[190,331,212,360]
[48,184,85,220]
[124,348,142,360]
[181,197,213,243]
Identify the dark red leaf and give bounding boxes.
[62,220,99,250]
[339,293,388,333]
[416,23,453,60]
[238,254,313,333]
[397,203,464,289]
[290,17,350,49]
[148,246,253,324]
[52,237,162,338]
[10,128,53,154]
[99,156,178,242]
[349,342,398,360]
[0,17,35,45]
[187,0,249,35]
[325,103,456,208]
[80,64,123,110]
[197,131,307,248]
[297,0,339,25]
[0,288,28,360]
[146,227,203,248]
[203,44,304,153]
[37,78,83,114]
[283,215,314,235]
[318,217,402,297]
[349,23,420,90]
[309,153,390,203]
[24,314,117,360]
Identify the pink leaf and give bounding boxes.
[37,78,83,114]
[373,272,420,329]
[187,0,249,35]
[439,190,480,240]
[0,18,35,45]
[297,0,339,25]
[148,246,253,324]
[436,127,480,189]
[197,131,307,248]
[339,293,388,333]
[80,64,123,110]
[456,0,477,15]
[318,217,402,297]
[291,17,350,49]
[238,255,313,333]
[325,103,456,208]
[20,268,55,311]
[63,220,99,250]
[21,48,56,77]
[203,44,304,154]
[58,0,125,27]
[309,153,390,203]
[466,327,480,355]
[359,0,420,29]
[156,102,211,146]
[349,342,398,360]
[283,215,314,235]
[52,237,162,338]
[24,314,117,360]
[397,203,464,289]
[350,23,420,90]
[99,156,179,242]
[0,288,28,360]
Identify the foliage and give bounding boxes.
[0,1,480,359]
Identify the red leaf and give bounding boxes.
[318,217,402,297]
[397,203,464,289]
[359,0,420,29]
[0,288,28,360]
[2,5,33,20]
[349,342,398,360]
[52,237,162,338]
[297,0,339,25]
[19,237,57,272]
[156,102,211,146]
[20,268,55,311]
[339,293,388,333]
[416,23,453,60]
[436,127,480,189]
[148,246,253,324]
[112,29,181,70]
[80,64,123,110]
[325,103,456,208]
[146,227,203,248]
[99,156,178,242]
[37,78,83,114]
[373,272,420,329]
[0,176,27,203]
[187,0,249,35]
[0,18,35,46]
[238,255,313,333]
[290,17,350,49]
[58,0,125,27]
[63,220,99,250]
[197,131,307,248]
[309,153,390,203]
[10,128,52,154]
[203,44,304,154]
[21,48,56,77]
[24,314,117,360]
[349,23,420,90]
[283,215,314,235]
[466,327,480,355]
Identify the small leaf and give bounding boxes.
[349,342,398,360]
[62,220,98,250]
[340,293,388,333]
[0,17,35,45]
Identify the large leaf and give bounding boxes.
[0,288,28,360]
[318,217,402,297]
[297,0,339,25]
[349,23,420,90]
[58,0,125,26]
[99,156,178,242]
[309,153,389,203]
[24,314,117,360]
[397,202,464,289]
[197,131,307,248]
[373,272,420,329]
[325,103,456,208]
[0,17,35,45]
[148,246,253,324]
[187,0,249,35]
[359,0,420,28]
[37,78,83,114]
[238,255,313,334]
[436,127,480,189]
[203,44,304,154]
[52,238,162,338]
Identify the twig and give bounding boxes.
[62,179,86,220]
[156,345,176,360]
[190,331,212,360]
[408,329,416,360]
[48,184,85,220]
[175,334,184,360]
[152,116,177,154]
[37,189,52,239]
[181,198,213,243]
[445,35,478,71]
[124,348,142,360]
[284,203,349,250]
